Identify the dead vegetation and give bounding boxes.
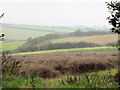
[58,35,118,45]
[2,51,118,79]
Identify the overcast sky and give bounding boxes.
[1,0,111,27]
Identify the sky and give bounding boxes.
[0,0,111,27]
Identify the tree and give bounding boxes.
[106,0,120,47]
[106,1,120,87]
[0,13,5,41]
[106,0,120,34]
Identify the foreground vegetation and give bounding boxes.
[12,46,117,55]
[2,69,119,88]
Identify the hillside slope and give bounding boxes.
[12,30,114,53]
[2,24,76,41]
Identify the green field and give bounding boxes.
[2,69,118,88]
[12,46,117,55]
[51,38,65,44]
[2,27,51,40]
[2,41,26,51]
[5,24,76,33]
[1,25,76,41]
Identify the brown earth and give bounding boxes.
[58,35,118,45]
[2,50,118,79]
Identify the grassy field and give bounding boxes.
[2,27,51,40]
[2,41,26,51]
[12,46,117,55]
[2,69,119,88]
[52,34,118,45]
[5,24,76,33]
[1,25,76,41]
[51,38,65,44]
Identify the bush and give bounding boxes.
[38,42,101,51]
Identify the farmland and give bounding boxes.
[52,34,118,45]
[2,27,51,40]
[4,24,76,33]
[1,24,119,88]
[1,24,76,41]
[1,24,112,41]
[2,41,26,51]
[2,0,120,88]
[2,50,119,88]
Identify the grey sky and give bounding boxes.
[1,0,111,27]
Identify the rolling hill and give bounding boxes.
[1,24,76,41]
[2,27,51,41]
[4,24,76,33]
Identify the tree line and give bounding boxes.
[13,41,102,53]
[11,30,113,53]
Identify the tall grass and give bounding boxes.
[2,69,119,88]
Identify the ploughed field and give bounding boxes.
[3,50,118,79]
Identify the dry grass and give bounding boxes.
[58,35,118,45]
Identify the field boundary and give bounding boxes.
[12,46,118,55]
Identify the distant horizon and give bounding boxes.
[2,23,110,28]
[1,0,111,27]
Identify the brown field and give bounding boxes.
[58,35,118,45]
[2,50,118,79]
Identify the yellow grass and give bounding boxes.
[58,34,118,45]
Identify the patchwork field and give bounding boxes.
[4,24,76,33]
[53,34,118,45]
[1,25,76,41]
